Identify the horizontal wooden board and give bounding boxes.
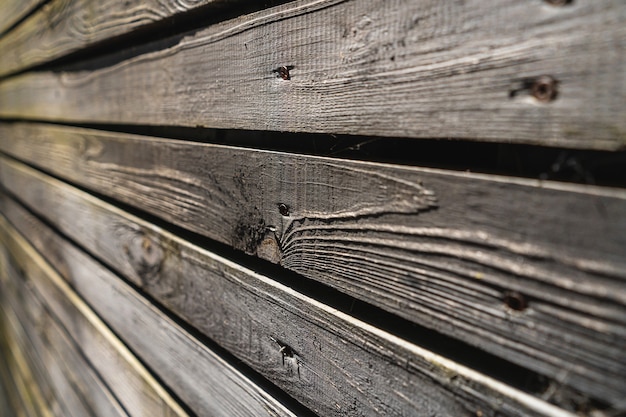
[0,304,57,417]
[0,290,123,417]
[0,263,129,417]
[0,346,21,417]
[1,123,625,405]
[0,250,184,417]
[0,182,582,416]
[0,0,235,77]
[0,0,42,36]
[1,0,625,148]
[0,214,301,417]
[0,350,16,417]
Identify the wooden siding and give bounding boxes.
[1,0,625,148]
[0,1,624,416]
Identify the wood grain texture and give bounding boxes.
[0,0,233,77]
[0,341,22,417]
[0,350,16,417]
[2,262,181,417]
[0,264,129,417]
[0,0,42,36]
[0,184,583,417]
[1,123,625,406]
[0,295,57,417]
[1,0,625,148]
[0,290,123,417]
[0,214,301,417]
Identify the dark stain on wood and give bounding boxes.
[233,209,267,255]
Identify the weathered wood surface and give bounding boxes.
[1,250,184,417]
[0,214,301,417]
[0,0,236,77]
[0,328,45,417]
[0,180,584,417]
[1,124,625,405]
[0,290,122,417]
[0,344,20,417]
[0,299,56,417]
[0,0,42,36]
[0,262,129,417]
[1,0,625,149]
[0,351,15,417]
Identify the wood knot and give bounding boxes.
[124,233,163,285]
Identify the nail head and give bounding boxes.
[278,203,290,216]
[531,75,558,102]
[503,291,528,312]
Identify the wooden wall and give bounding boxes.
[0,1,625,416]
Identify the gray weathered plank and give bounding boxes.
[0,190,581,416]
[1,123,625,405]
[1,0,625,148]
[0,245,128,417]
[0,0,236,77]
[0,248,33,417]
[0,325,45,417]
[0,0,42,36]
[0,289,122,417]
[0,345,16,417]
[1,261,168,417]
[0,299,58,417]
[1,266,129,417]
[0,214,301,417]
[0,342,21,417]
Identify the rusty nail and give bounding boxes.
[273,65,293,80]
[279,66,290,80]
[278,203,290,216]
[531,75,558,102]
[503,291,528,312]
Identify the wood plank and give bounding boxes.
[0,194,581,416]
[0,334,54,417]
[0,316,46,417]
[1,298,111,417]
[1,123,625,405]
[0,249,59,417]
[1,0,625,149]
[0,262,129,417]
[0,343,22,417]
[0,224,190,417]
[0,302,57,417]
[0,0,237,77]
[0,214,302,417]
[0,352,16,417]
[7,275,182,417]
[0,0,42,36]
[0,244,110,417]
